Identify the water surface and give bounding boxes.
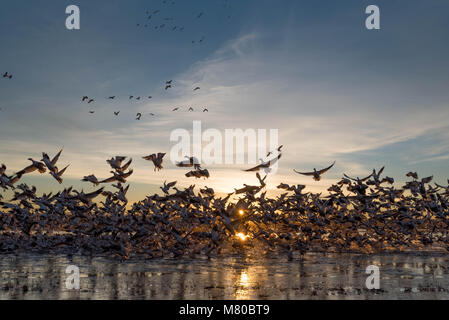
[1,252,448,299]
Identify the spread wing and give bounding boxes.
[343,173,356,181]
[57,165,70,177]
[293,169,314,176]
[243,164,262,172]
[317,161,335,175]
[267,154,282,166]
[51,149,63,166]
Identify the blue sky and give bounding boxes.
[1,0,449,200]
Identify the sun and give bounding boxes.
[235,233,248,241]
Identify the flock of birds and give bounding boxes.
[2,145,449,260]
[2,1,448,260]
[81,80,207,119]
[135,0,233,44]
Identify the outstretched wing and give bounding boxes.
[293,169,314,176]
[243,164,262,172]
[51,149,63,166]
[58,164,70,176]
[268,154,282,166]
[343,173,356,181]
[317,161,335,175]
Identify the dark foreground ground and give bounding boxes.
[0,252,448,299]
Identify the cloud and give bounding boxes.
[2,28,449,198]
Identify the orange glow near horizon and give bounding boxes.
[236,233,248,241]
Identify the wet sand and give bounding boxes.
[1,252,448,300]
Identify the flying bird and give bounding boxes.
[107,156,127,170]
[143,153,166,171]
[267,145,283,157]
[82,174,100,186]
[41,149,63,173]
[406,172,418,180]
[16,159,47,178]
[185,168,210,179]
[294,161,336,181]
[193,87,201,91]
[176,156,201,170]
[244,154,282,173]
[136,113,142,120]
[161,181,177,194]
[50,165,70,184]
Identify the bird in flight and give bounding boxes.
[193,87,201,91]
[244,154,282,174]
[165,84,172,90]
[267,145,283,157]
[176,156,201,170]
[106,156,127,171]
[294,161,336,181]
[114,111,120,116]
[2,72,12,79]
[88,99,94,104]
[188,107,194,112]
[406,172,418,180]
[143,153,166,171]
[16,158,47,178]
[136,113,142,120]
[82,96,89,102]
[160,180,177,194]
[203,108,208,112]
[129,95,134,100]
[186,168,210,179]
[82,174,100,186]
[50,165,70,184]
[100,169,133,184]
[172,107,179,111]
[108,96,116,99]
[89,111,95,114]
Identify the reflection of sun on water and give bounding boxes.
[235,271,251,299]
[240,272,249,286]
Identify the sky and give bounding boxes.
[1,0,449,202]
